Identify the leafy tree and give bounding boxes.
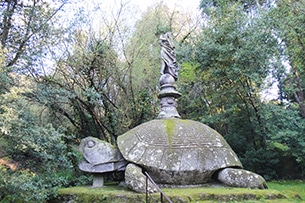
[200,0,271,12]
[0,1,92,202]
[24,2,196,145]
[178,0,283,178]
[122,3,172,127]
[0,73,81,202]
[123,2,202,126]
[181,0,305,179]
[269,0,305,118]
[39,31,123,144]
[1,0,66,74]
[196,1,277,139]
[263,102,305,177]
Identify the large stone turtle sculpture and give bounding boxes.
[79,118,267,193]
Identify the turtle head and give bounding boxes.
[78,136,98,153]
[78,137,120,165]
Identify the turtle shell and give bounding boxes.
[117,119,242,185]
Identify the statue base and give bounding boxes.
[157,84,181,119]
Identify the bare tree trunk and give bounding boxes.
[1,0,18,47]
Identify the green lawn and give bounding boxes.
[55,180,305,203]
[263,180,305,203]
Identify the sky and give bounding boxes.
[133,0,201,12]
[62,0,202,27]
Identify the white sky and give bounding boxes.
[132,0,201,12]
[62,0,202,26]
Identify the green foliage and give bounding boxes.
[0,167,92,203]
[0,166,73,203]
[200,0,272,14]
[181,0,305,180]
[122,3,174,127]
[0,48,10,96]
[264,103,305,174]
[0,78,71,171]
[4,121,72,172]
[178,62,207,119]
[268,0,305,118]
[270,0,305,71]
[0,107,90,202]
[132,89,157,125]
[241,147,280,180]
[1,1,305,202]
[0,73,89,202]
[31,33,124,143]
[187,1,277,135]
[1,0,66,73]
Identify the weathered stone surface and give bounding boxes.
[78,119,267,192]
[125,163,157,193]
[78,137,127,173]
[54,186,289,203]
[117,119,242,185]
[79,160,127,173]
[159,32,179,81]
[218,168,267,189]
[92,174,104,187]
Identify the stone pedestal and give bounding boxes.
[157,83,181,119]
[92,174,104,187]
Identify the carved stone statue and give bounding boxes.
[77,31,268,195]
[158,32,181,118]
[159,32,179,81]
[78,121,267,192]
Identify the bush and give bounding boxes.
[0,108,91,202]
[0,167,68,202]
[264,103,305,178]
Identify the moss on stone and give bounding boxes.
[163,119,176,148]
[51,182,298,203]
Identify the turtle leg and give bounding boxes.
[217,168,268,189]
[125,163,157,193]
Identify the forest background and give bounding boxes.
[0,0,305,202]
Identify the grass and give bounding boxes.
[54,180,305,203]
[263,180,305,202]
